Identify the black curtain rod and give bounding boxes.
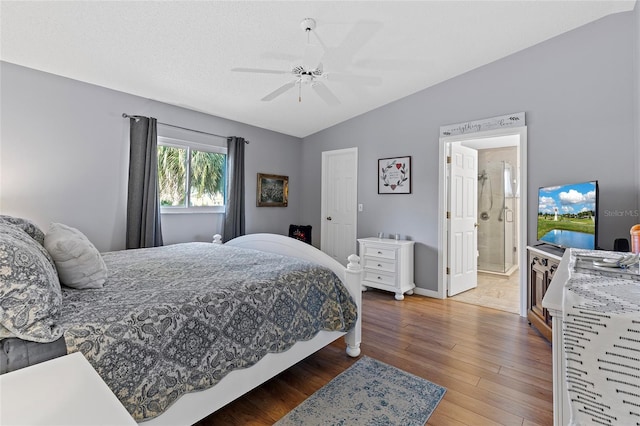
[122,113,249,144]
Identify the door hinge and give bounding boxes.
[446,156,451,164]
[446,211,451,219]
[446,267,450,275]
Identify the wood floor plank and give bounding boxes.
[197,291,553,425]
[498,365,553,390]
[426,410,472,426]
[405,339,503,374]
[433,398,519,426]
[477,376,553,412]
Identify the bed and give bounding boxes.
[0,217,362,425]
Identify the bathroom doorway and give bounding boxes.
[438,127,528,316]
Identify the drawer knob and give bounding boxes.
[378,276,382,280]
[378,264,382,267]
[377,251,382,254]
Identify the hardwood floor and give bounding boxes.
[196,290,553,426]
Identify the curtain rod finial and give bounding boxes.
[123,113,140,122]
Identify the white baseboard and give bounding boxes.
[413,286,443,299]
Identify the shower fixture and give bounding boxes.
[478,169,493,221]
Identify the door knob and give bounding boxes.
[474,223,478,228]
[327,217,332,221]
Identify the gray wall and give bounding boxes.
[301,11,639,291]
[635,3,640,215]
[0,62,302,252]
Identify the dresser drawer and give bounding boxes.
[363,270,397,287]
[362,245,397,260]
[363,257,396,273]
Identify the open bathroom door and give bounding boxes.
[447,143,478,296]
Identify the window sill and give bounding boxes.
[161,208,225,215]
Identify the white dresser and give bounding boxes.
[358,237,415,300]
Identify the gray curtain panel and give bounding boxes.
[223,136,246,242]
[126,116,163,249]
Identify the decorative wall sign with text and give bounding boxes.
[378,156,411,194]
[439,112,525,137]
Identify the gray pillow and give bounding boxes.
[0,215,46,246]
[0,223,63,342]
[44,223,107,289]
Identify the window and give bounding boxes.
[157,136,226,213]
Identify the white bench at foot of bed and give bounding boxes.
[143,233,363,426]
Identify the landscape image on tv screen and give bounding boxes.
[537,181,597,249]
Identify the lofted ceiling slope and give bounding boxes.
[1,1,636,137]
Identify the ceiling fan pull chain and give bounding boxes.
[299,82,302,103]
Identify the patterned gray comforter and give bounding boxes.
[59,242,357,421]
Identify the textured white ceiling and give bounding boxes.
[1,1,636,138]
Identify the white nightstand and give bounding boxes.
[358,237,415,300]
[0,351,136,426]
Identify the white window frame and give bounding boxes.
[158,136,227,214]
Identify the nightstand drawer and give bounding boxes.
[363,270,396,287]
[363,257,396,273]
[362,245,396,260]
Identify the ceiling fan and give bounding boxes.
[232,18,380,106]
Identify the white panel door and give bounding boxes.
[321,148,358,266]
[448,144,478,296]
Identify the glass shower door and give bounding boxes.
[477,161,515,274]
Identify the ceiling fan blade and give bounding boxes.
[326,72,382,86]
[312,82,341,106]
[261,81,297,101]
[231,67,290,75]
[323,20,383,71]
[311,62,324,76]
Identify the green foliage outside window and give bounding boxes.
[158,145,225,207]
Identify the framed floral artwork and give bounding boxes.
[378,156,411,194]
[257,173,288,207]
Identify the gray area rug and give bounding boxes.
[275,356,446,425]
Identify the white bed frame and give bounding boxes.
[143,233,362,426]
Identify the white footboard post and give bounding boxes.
[344,254,362,357]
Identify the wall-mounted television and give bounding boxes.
[537,180,598,250]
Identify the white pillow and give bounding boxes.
[44,223,107,289]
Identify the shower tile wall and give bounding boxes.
[477,147,518,274]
